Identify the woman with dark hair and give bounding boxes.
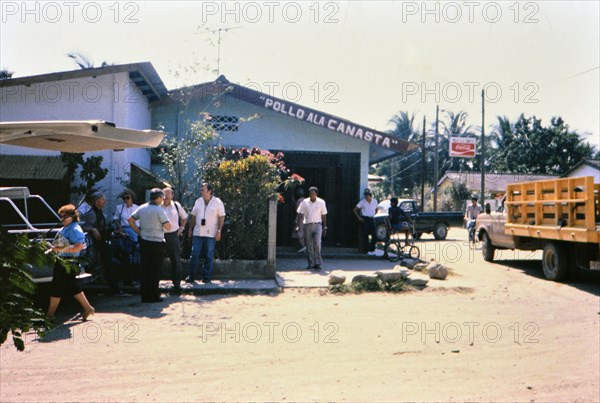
[47,204,95,321]
[113,189,139,242]
[113,189,139,286]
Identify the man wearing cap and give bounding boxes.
[354,188,379,255]
[80,190,120,294]
[128,188,171,303]
[296,186,328,271]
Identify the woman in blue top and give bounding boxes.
[46,204,95,321]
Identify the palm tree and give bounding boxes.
[0,68,13,80]
[374,111,422,196]
[437,110,476,174]
[67,52,111,69]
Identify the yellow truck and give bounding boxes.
[475,176,600,281]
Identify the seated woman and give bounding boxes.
[47,204,95,321]
[388,197,414,244]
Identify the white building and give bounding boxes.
[152,75,416,247]
[0,63,167,210]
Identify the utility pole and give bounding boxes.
[390,157,395,196]
[433,105,440,212]
[421,115,426,210]
[481,89,486,208]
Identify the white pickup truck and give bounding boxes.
[476,176,600,281]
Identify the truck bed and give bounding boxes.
[505,176,600,244]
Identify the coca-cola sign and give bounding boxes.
[449,137,476,158]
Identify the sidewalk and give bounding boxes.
[275,250,397,288]
[152,251,395,293]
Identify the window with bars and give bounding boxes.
[208,115,239,132]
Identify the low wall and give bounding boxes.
[161,259,275,280]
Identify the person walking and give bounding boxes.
[353,188,379,255]
[161,187,188,295]
[47,204,95,321]
[128,188,171,303]
[186,183,225,284]
[296,186,327,271]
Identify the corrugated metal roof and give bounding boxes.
[438,171,557,193]
[0,155,67,180]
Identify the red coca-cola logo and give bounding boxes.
[452,143,474,151]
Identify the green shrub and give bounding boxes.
[204,153,280,259]
[330,278,407,294]
[0,230,51,351]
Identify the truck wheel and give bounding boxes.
[542,242,569,281]
[481,232,495,262]
[433,223,447,240]
[375,222,388,242]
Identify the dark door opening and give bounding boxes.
[277,151,360,248]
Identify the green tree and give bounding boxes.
[0,229,49,351]
[0,68,13,80]
[490,115,595,174]
[440,180,470,211]
[375,111,423,197]
[156,120,222,208]
[60,153,109,199]
[438,110,477,174]
[67,52,111,69]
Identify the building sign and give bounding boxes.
[227,84,411,153]
[449,137,476,158]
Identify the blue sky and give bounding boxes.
[1,1,599,150]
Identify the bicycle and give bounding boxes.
[467,219,478,249]
[384,219,420,262]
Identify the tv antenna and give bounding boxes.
[199,26,243,76]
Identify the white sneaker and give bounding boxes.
[367,251,377,256]
[297,247,307,253]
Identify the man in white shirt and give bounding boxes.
[465,197,484,237]
[296,186,328,271]
[353,188,379,255]
[161,187,188,294]
[186,183,226,284]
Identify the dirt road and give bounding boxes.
[2,229,599,402]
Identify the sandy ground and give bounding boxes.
[1,229,599,402]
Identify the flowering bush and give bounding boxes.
[203,148,287,260]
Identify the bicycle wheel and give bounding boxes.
[468,228,477,249]
[386,239,402,262]
[402,244,420,259]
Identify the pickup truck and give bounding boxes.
[374,198,464,241]
[476,176,600,281]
